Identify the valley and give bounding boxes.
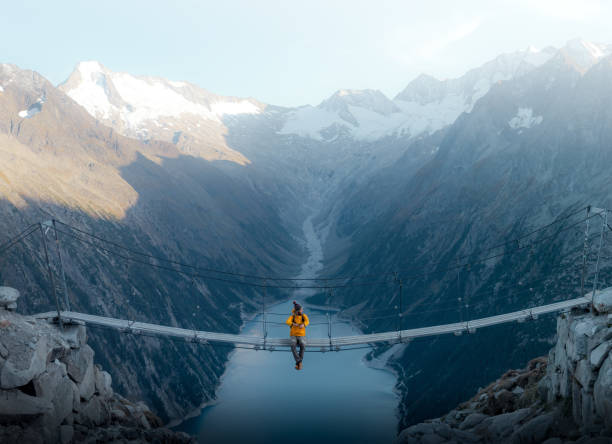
[2,38,612,438]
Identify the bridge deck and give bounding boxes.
[34,295,592,351]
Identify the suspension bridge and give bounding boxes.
[0,205,610,353]
[33,293,594,352]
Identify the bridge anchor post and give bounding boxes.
[40,223,63,330]
[591,208,608,312]
[51,220,70,312]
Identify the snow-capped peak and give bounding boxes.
[61,61,262,130]
[77,60,105,76]
[63,61,114,120]
[279,44,561,142]
[558,38,612,72]
[522,45,557,67]
[565,38,608,58]
[321,89,399,116]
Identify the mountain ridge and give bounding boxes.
[55,39,612,149]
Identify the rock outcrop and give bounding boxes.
[0,289,192,443]
[397,297,612,443]
[540,289,612,433]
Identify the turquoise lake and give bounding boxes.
[174,299,400,443]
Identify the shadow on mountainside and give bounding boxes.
[0,150,304,422]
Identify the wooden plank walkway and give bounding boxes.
[34,294,593,352]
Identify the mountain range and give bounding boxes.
[1,37,612,433]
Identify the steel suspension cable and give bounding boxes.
[53,205,587,283]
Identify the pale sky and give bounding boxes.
[2,0,612,107]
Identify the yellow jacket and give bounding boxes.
[286,311,309,336]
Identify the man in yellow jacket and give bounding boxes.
[286,301,309,370]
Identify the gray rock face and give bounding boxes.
[0,309,193,443]
[543,308,612,429]
[594,355,612,428]
[575,358,595,388]
[590,340,611,370]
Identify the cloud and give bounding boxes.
[385,16,483,66]
[417,18,482,58]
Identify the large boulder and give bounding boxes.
[0,287,20,311]
[0,389,52,416]
[1,335,48,389]
[593,287,612,313]
[459,412,487,430]
[475,408,531,440]
[64,344,93,384]
[76,396,110,427]
[568,317,599,361]
[510,411,556,444]
[58,324,86,349]
[33,360,74,430]
[78,357,96,401]
[94,366,113,399]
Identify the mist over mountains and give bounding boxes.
[2,37,612,433]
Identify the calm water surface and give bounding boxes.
[175,216,399,443]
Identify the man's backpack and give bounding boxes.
[292,313,306,326]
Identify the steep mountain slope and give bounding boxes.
[320,41,612,429]
[0,63,301,421]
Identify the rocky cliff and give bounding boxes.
[0,287,192,443]
[396,289,612,443]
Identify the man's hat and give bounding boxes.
[293,300,302,311]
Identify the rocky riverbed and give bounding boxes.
[0,287,192,443]
[397,288,612,443]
